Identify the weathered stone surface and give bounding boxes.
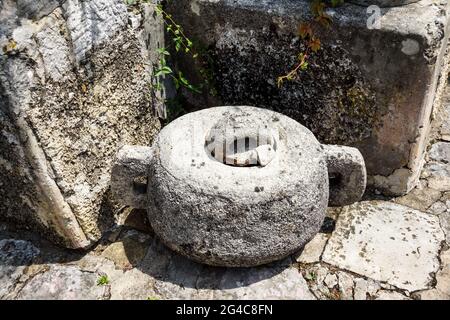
[322,201,445,291]
[394,186,442,212]
[101,230,151,270]
[337,271,354,300]
[416,249,450,300]
[375,290,410,300]
[296,233,329,264]
[324,144,367,206]
[423,163,450,191]
[113,107,364,267]
[0,0,161,248]
[167,0,450,196]
[440,211,450,245]
[429,142,450,164]
[0,239,40,299]
[109,268,157,300]
[348,0,420,7]
[16,265,109,300]
[353,278,380,300]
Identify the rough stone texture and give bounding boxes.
[112,106,365,267]
[0,0,161,248]
[322,201,445,291]
[16,265,110,300]
[375,290,411,300]
[0,239,40,299]
[101,230,151,270]
[394,186,442,212]
[296,233,329,264]
[416,249,450,300]
[422,163,450,191]
[323,144,367,206]
[428,142,450,164]
[348,0,421,7]
[166,0,450,196]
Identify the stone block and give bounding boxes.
[0,0,161,248]
[166,0,450,195]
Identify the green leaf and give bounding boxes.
[157,48,170,56]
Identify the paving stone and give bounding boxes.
[16,265,109,300]
[210,267,315,300]
[428,201,448,215]
[375,290,410,300]
[423,163,450,191]
[109,268,157,300]
[322,201,444,291]
[353,278,380,300]
[440,211,450,244]
[394,187,442,212]
[429,142,450,164]
[101,230,151,270]
[296,233,329,264]
[324,273,338,289]
[0,239,40,299]
[337,271,354,300]
[416,249,450,300]
[151,248,314,300]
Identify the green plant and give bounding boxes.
[97,275,110,286]
[304,271,318,282]
[149,2,218,122]
[277,0,344,87]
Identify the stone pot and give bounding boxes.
[111,106,367,267]
[347,0,421,7]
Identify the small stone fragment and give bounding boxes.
[297,233,329,264]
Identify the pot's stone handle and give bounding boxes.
[111,145,153,209]
[323,145,367,207]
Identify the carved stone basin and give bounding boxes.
[111,106,367,267]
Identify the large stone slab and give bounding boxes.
[322,201,445,291]
[0,0,161,248]
[166,0,450,195]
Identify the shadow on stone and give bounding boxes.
[121,229,294,291]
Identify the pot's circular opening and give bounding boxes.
[205,131,277,167]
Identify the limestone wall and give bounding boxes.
[0,0,162,248]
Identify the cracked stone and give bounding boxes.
[109,268,157,300]
[337,271,354,300]
[0,239,40,299]
[423,163,450,191]
[375,290,410,300]
[296,233,329,264]
[440,211,450,245]
[322,201,445,291]
[353,278,380,300]
[428,142,450,164]
[101,230,151,270]
[16,265,109,300]
[324,273,338,289]
[416,249,450,300]
[395,187,441,212]
[439,97,450,141]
